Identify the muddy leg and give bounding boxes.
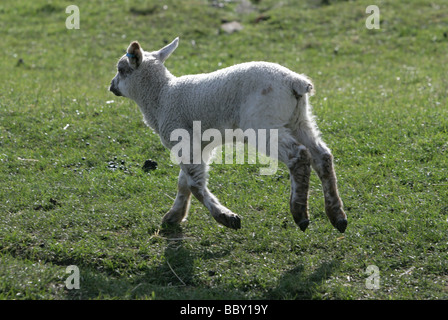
[272,129,312,231]
[310,145,347,233]
[288,145,312,231]
[294,116,347,233]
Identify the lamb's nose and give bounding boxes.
[109,84,122,96]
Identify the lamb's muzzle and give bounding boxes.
[109,85,122,97]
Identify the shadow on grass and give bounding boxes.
[64,226,340,300]
[265,260,340,299]
[65,225,240,299]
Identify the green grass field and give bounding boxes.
[0,0,447,300]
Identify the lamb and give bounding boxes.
[109,37,347,233]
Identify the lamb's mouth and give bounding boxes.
[109,84,122,97]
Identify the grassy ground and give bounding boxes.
[0,0,447,300]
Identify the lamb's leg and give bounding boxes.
[180,163,241,230]
[314,148,347,232]
[257,128,311,231]
[298,132,347,233]
[287,145,312,231]
[162,169,191,226]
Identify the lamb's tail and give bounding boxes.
[292,74,315,99]
[288,74,319,135]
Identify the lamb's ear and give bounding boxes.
[156,37,179,63]
[127,41,143,69]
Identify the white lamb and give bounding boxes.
[109,37,347,233]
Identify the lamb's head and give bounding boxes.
[109,37,179,98]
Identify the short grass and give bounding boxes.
[0,0,447,300]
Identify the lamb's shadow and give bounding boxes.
[266,260,340,299]
[152,225,196,288]
[148,225,340,300]
[64,224,339,299]
[65,226,200,299]
[65,224,239,299]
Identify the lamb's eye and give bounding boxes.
[118,67,124,74]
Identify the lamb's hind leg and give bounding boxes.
[313,147,347,233]
[287,145,312,231]
[274,131,312,231]
[162,169,191,226]
[180,163,241,230]
[298,131,347,233]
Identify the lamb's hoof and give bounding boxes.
[297,219,310,232]
[335,218,348,233]
[326,205,347,233]
[161,212,183,227]
[218,214,241,230]
[227,215,241,230]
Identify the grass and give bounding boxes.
[0,0,447,300]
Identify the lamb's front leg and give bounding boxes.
[162,169,191,226]
[180,163,241,230]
